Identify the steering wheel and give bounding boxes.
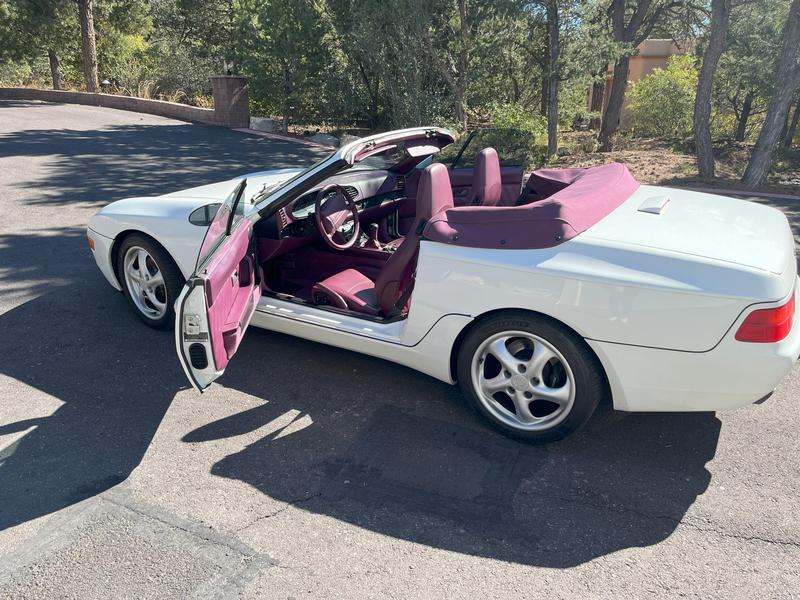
[314,183,361,251]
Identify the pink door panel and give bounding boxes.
[202,220,261,371]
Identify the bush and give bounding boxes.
[628,55,698,138]
[489,103,547,140]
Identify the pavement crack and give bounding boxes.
[235,493,323,533]
[102,493,264,558]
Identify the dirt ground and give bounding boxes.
[552,133,800,196]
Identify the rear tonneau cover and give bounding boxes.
[583,186,796,277]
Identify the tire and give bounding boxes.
[456,311,603,443]
[116,234,185,330]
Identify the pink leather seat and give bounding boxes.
[472,148,502,206]
[312,163,454,316]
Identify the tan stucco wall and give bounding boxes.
[589,39,689,128]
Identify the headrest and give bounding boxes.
[416,162,454,221]
[473,148,502,206]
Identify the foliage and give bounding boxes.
[712,0,791,140]
[628,55,699,137]
[489,102,547,138]
[0,0,795,182]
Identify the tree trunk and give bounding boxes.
[77,0,99,93]
[742,0,800,187]
[598,55,630,152]
[589,78,605,129]
[693,0,731,180]
[734,92,753,141]
[783,97,800,148]
[282,62,291,134]
[454,84,467,132]
[48,50,62,91]
[540,75,548,117]
[590,79,605,113]
[455,0,469,132]
[546,0,559,157]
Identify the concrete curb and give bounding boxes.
[232,128,334,148]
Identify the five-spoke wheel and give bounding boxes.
[123,246,168,320]
[458,311,604,442]
[117,235,184,329]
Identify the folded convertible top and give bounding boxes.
[423,162,639,250]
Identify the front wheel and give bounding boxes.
[457,312,604,443]
[117,235,184,329]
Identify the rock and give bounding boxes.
[308,133,339,147]
[250,117,280,132]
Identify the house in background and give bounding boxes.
[588,39,690,128]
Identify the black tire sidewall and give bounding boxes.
[116,235,184,330]
[457,312,603,443]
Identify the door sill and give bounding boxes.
[255,294,407,344]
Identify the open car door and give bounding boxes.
[175,179,261,391]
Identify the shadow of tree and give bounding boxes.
[0,113,327,208]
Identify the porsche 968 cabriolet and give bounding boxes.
[87,127,799,442]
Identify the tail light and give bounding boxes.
[735,294,795,343]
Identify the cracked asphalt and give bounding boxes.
[1,100,799,599]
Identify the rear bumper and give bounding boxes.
[87,227,122,291]
[589,280,800,412]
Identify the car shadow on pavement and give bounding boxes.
[185,327,722,568]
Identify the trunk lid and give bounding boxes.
[583,185,796,276]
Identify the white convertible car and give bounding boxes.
[87,127,799,442]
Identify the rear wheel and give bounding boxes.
[117,235,184,329]
[457,312,603,443]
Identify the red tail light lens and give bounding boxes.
[735,294,795,343]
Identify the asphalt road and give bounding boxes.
[0,100,798,599]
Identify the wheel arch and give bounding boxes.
[111,230,184,287]
[448,308,612,404]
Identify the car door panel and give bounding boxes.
[176,219,260,390]
[449,166,524,206]
[448,168,474,206]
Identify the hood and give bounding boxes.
[582,185,796,276]
[94,168,304,219]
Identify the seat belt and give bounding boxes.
[387,220,427,318]
[388,270,416,318]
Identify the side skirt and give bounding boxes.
[251,298,471,384]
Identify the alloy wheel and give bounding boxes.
[471,330,576,431]
[122,245,168,320]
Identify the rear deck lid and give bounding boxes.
[582,185,796,276]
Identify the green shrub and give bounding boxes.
[628,55,698,138]
[489,103,547,140]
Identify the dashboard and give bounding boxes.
[255,169,410,261]
[274,169,407,239]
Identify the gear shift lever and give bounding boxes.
[365,223,382,250]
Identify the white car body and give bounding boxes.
[88,127,799,421]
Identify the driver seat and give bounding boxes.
[312,163,454,316]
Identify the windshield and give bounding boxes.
[348,141,442,172]
[195,179,247,271]
[250,155,332,205]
